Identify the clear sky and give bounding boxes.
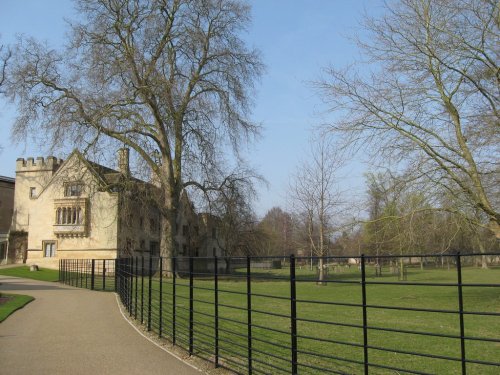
[0,0,384,217]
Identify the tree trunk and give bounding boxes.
[475,237,488,269]
[317,256,326,286]
[159,185,179,277]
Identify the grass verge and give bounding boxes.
[0,293,34,322]
[125,265,500,374]
[0,266,59,282]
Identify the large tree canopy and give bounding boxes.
[3,0,264,269]
[317,0,499,238]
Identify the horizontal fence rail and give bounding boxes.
[60,253,500,374]
[59,258,116,292]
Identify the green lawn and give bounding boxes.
[122,264,500,374]
[0,293,34,322]
[0,266,60,282]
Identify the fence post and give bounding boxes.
[173,257,177,345]
[91,259,95,290]
[102,260,106,291]
[85,260,89,289]
[134,256,138,318]
[290,255,298,375]
[214,255,219,368]
[189,256,194,356]
[129,257,134,315]
[159,257,163,338]
[114,259,118,292]
[456,253,467,375]
[148,255,153,331]
[361,254,369,375]
[247,256,252,375]
[115,259,120,299]
[141,256,145,324]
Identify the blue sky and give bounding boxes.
[0,0,384,217]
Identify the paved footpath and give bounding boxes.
[0,275,201,375]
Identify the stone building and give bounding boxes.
[0,176,15,263]
[11,149,223,269]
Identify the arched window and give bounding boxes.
[62,208,67,224]
[55,203,86,226]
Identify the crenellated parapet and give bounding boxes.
[16,156,64,173]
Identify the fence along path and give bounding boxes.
[0,274,201,375]
[61,253,500,375]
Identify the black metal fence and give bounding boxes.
[60,253,500,375]
[59,258,116,291]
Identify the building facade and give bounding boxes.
[10,149,222,269]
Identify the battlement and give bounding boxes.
[16,156,64,173]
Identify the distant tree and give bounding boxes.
[3,0,263,274]
[258,206,295,257]
[210,172,264,272]
[363,172,404,260]
[317,0,499,239]
[289,136,343,285]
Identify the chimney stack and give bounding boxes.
[118,148,130,176]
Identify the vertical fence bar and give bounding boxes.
[456,253,467,375]
[141,256,144,324]
[173,257,177,345]
[114,259,118,293]
[361,254,369,375]
[129,258,134,315]
[148,255,153,332]
[116,259,120,299]
[91,259,95,290]
[103,260,106,291]
[290,255,298,375]
[189,256,194,356]
[134,256,138,318]
[159,257,163,338]
[247,256,252,375]
[214,256,219,368]
[85,260,89,289]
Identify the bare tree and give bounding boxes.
[209,172,264,272]
[3,0,263,273]
[289,136,343,285]
[0,38,11,94]
[316,0,500,238]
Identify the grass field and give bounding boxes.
[120,263,500,375]
[0,266,60,282]
[0,293,34,322]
